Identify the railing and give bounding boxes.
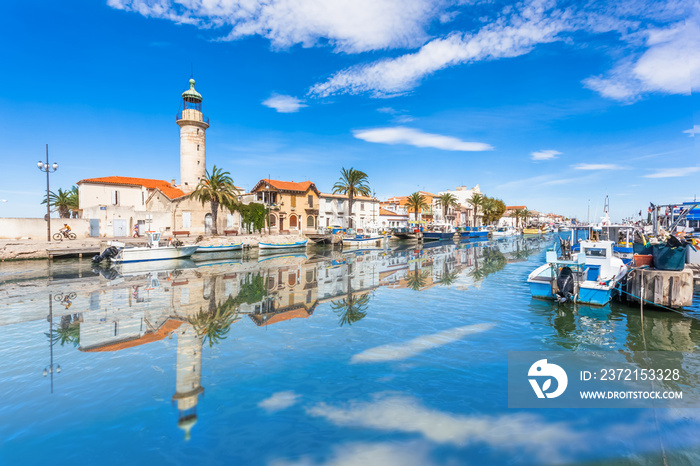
[176,111,209,124]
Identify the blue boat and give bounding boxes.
[527,240,627,306]
[422,224,455,241]
[258,239,308,250]
[459,227,488,240]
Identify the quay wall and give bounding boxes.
[0,218,91,240]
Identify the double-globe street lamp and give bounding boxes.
[37,144,58,241]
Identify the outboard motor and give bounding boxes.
[92,246,119,263]
[555,266,574,303]
[92,266,120,280]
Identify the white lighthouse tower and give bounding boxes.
[177,79,208,192]
[172,322,204,441]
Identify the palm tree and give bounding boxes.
[191,166,240,235]
[332,167,370,230]
[468,193,484,227]
[189,290,240,348]
[331,264,371,326]
[41,188,73,218]
[436,193,458,225]
[521,208,531,227]
[481,197,496,225]
[406,267,429,291]
[67,186,79,218]
[405,192,428,225]
[513,208,524,229]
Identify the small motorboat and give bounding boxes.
[258,239,308,250]
[459,226,489,240]
[95,232,199,263]
[491,227,517,237]
[195,243,243,253]
[423,224,456,241]
[527,240,627,306]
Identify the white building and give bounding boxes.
[317,193,380,231]
[437,185,483,226]
[379,203,409,230]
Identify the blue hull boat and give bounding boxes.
[422,232,455,241]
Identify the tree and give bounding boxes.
[330,263,371,326]
[191,166,239,235]
[481,197,496,225]
[67,186,79,218]
[513,208,524,229]
[332,167,370,229]
[468,193,484,227]
[405,192,428,225]
[41,188,73,218]
[521,208,531,226]
[436,193,458,225]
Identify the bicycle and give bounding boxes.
[53,229,77,241]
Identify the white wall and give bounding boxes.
[0,218,91,239]
[79,183,147,210]
[318,195,379,230]
[81,206,172,237]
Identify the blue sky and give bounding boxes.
[0,0,697,221]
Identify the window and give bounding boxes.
[291,195,296,208]
[308,195,313,207]
[226,213,234,228]
[196,128,199,134]
[111,190,120,206]
[290,216,298,228]
[182,212,191,228]
[197,144,200,151]
[338,199,344,208]
[307,216,315,228]
[269,214,277,227]
[361,202,365,211]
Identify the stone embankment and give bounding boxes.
[0,234,307,261]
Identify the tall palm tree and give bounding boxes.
[405,192,428,225]
[189,279,240,347]
[481,197,496,225]
[521,208,531,227]
[41,188,73,218]
[513,208,524,229]
[67,186,79,218]
[436,193,458,225]
[332,167,370,229]
[330,263,371,326]
[468,193,484,227]
[191,166,239,235]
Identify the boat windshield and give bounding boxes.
[584,248,607,258]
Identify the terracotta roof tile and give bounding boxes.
[80,319,184,353]
[78,176,187,200]
[379,207,402,216]
[252,179,319,193]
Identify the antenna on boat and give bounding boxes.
[604,195,609,214]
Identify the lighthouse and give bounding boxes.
[172,323,204,441]
[177,79,208,192]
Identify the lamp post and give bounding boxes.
[43,293,61,394]
[37,144,58,242]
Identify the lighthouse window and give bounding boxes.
[197,144,200,151]
[197,128,199,134]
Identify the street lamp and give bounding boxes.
[37,144,58,241]
[43,293,62,394]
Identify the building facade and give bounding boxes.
[317,193,380,231]
[250,179,320,235]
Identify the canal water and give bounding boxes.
[1,235,699,465]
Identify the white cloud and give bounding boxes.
[531,149,561,160]
[270,441,434,466]
[107,0,441,53]
[644,167,700,178]
[573,163,624,170]
[377,107,397,114]
[350,323,495,363]
[262,94,307,113]
[306,393,582,463]
[353,127,493,152]
[683,125,700,136]
[310,1,570,97]
[583,17,700,101]
[258,391,301,412]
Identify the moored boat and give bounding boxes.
[195,243,243,253]
[527,240,627,306]
[258,239,308,250]
[423,224,456,241]
[102,232,199,263]
[459,226,489,240]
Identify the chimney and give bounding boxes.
[171,179,176,186]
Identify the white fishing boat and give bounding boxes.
[258,239,308,250]
[491,227,517,237]
[342,225,387,247]
[527,239,627,306]
[100,232,198,263]
[195,243,243,253]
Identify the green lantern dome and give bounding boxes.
[182,78,202,103]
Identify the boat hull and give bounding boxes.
[196,244,243,253]
[258,240,308,250]
[115,245,199,263]
[422,232,455,241]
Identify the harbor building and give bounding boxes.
[317,193,380,230]
[437,185,483,226]
[77,79,245,236]
[250,179,321,235]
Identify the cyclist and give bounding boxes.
[60,224,71,237]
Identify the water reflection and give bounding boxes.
[2,235,700,464]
